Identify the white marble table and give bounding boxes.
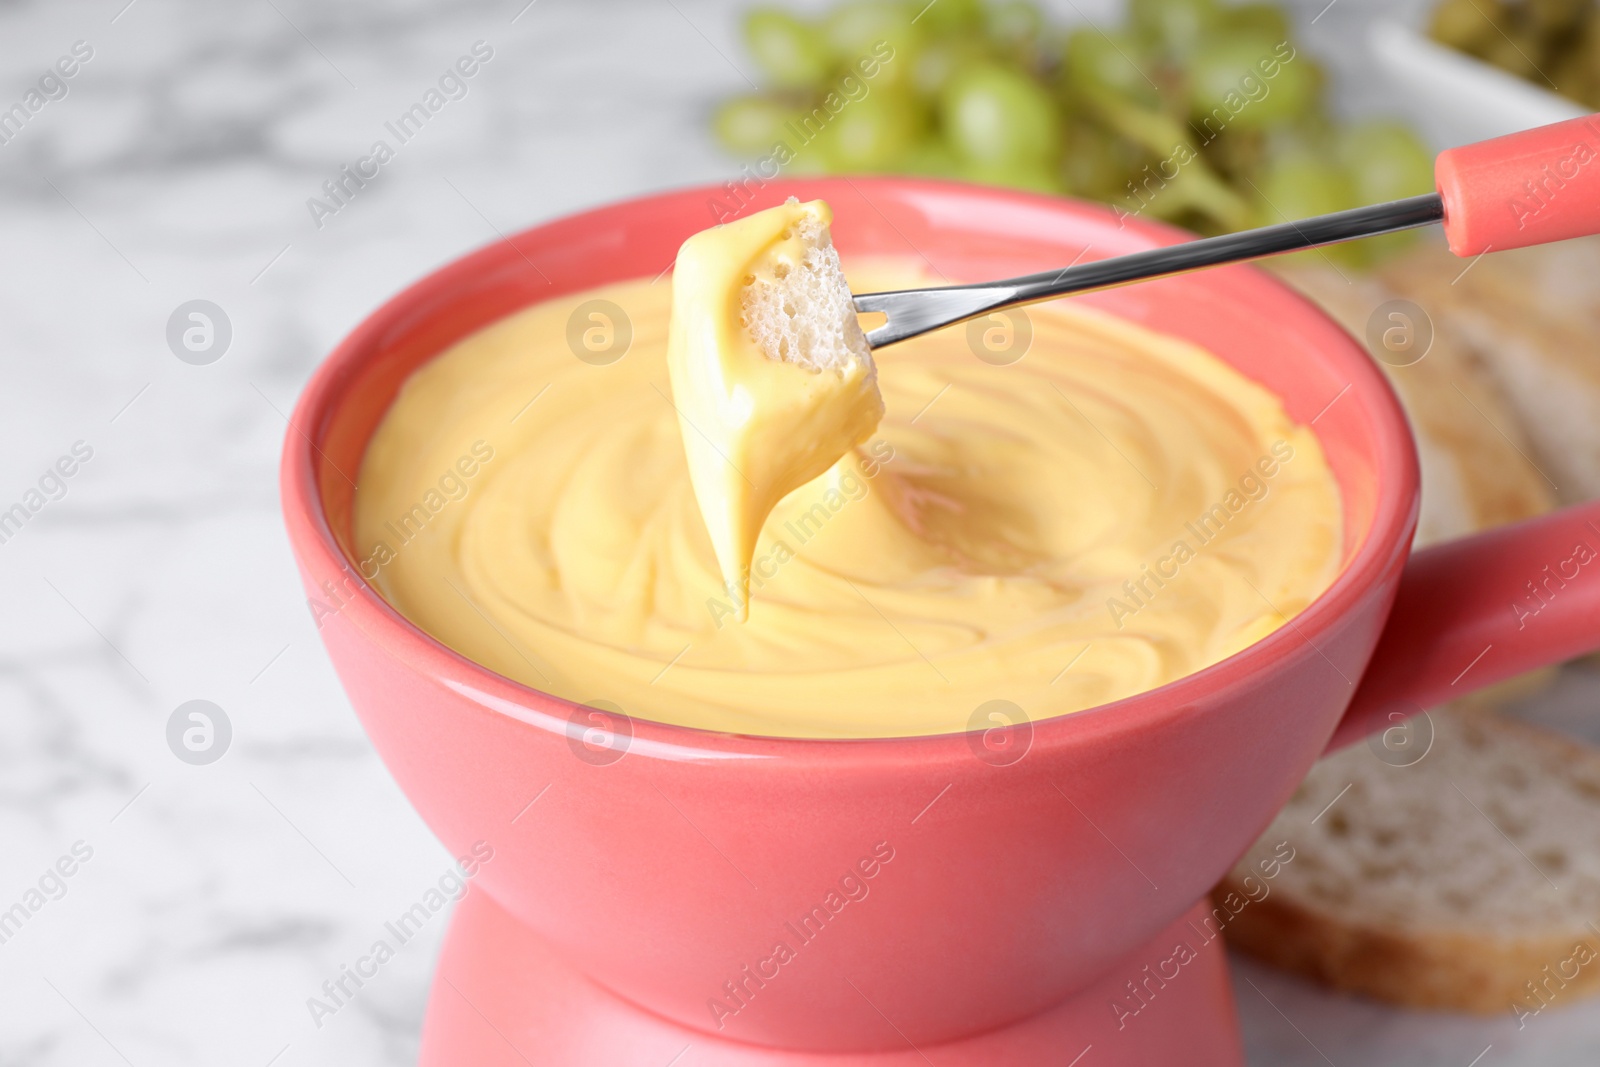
[1,0,1595,1064]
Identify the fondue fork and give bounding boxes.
[855,114,1600,349]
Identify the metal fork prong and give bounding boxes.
[854,287,1018,349]
[850,193,1446,350]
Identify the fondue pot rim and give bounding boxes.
[281,176,1419,759]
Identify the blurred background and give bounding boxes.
[2,0,1599,1064]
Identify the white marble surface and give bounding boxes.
[0,0,1595,1065]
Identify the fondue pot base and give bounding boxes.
[418,891,1244,1066]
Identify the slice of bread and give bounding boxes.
[1276,260,1559,708]
[1271,259,1555,547]
[1232,260,1587,1013]
[741,206,876,376]
[1218,708,1600,1018]
[1377,237,1600,507]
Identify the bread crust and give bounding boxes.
[1233,245,1600,1016]
[1378,237,1600,507]
[1273,258,1558,702]
[1219,710,1600,1016]
[1271,258,1555,545]
[1218,873,1600,1014]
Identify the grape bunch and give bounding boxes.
[712,0,1436,267]
[1431,0,1600,108]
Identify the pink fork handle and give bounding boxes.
[1436,113,1600,256]
[1328,499,1600,751]
[1333,115,1600,746]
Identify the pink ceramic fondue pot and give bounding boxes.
[281,177,1600,1066]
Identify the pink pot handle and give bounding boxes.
[1436,113,1600,256]
[1327,500,1600,751]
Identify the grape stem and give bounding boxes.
[1079,87,1252,230]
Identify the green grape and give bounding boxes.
[912,38,988,98]
[713,95,801,154]
[1254,147,1369,264]
[744,8,833,88]
[823,0,921,87]
[940,62,1062,165]
[1326,119,1434,266]
[960,157,1066,195]
[1128,0,1221,57]
[1336,120,1434,204]
[784,142,834,175]
[986,1,1045,46]
[1061,27,1160,108]
[820,88,927,170]
[1254,147,1356,219]
[1187,35,1316,132]
[899,138,965,178]
[1255,148,1357,224]
[915,0,985,36]
[1220,2,1289,40]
